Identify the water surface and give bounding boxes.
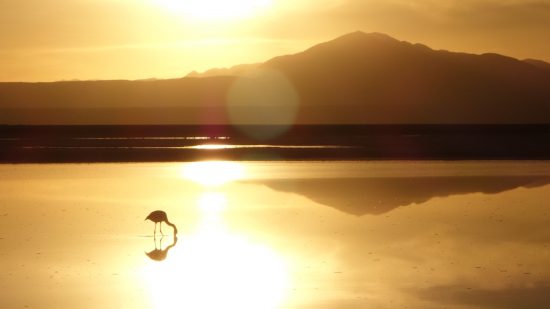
[1,161,550,308]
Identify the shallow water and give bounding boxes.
[1,161,550,308]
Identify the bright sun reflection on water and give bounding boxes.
[141,186,290,309]
[198,192,227,219]
[182,161,245,186]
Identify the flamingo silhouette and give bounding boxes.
[145,210,178,236]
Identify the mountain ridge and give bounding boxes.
[1,31,549,124]
[188,32,550,79]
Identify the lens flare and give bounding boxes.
[227,68,300,140]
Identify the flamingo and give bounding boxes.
[145,210,178,236]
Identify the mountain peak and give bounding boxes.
[326,31,401,47]
[293,31,404,59]
[336,31,398,42]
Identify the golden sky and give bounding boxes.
[1,0,549,82]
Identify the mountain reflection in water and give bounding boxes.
[257,176,550,215]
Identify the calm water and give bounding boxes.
[1,161,550,308]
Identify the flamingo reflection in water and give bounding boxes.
[146,235,178,262]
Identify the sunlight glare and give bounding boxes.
[182,161,245,186]
[198,192,227,219]
[142,234,290,309]
[190,144,232,150]
[153,0,273,21]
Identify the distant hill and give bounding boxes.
[1,31,549,124]
[186,63,260,78]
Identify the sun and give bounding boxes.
[153,0,273,22]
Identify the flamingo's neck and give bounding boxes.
[165,220,178,235]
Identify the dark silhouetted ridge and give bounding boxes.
[524,58,550,71]
[1,31,550,124]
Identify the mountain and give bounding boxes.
[524,58,550,72]
[1,31,550,124]
[186,63,260,78]
[261,32,550,124]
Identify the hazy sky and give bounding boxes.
[1,0,549,82]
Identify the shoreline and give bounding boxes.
[2,124,549,163]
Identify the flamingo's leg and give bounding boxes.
[153,222,157,236]
[160,222,164,236]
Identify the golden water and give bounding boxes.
[1,161,550,308]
